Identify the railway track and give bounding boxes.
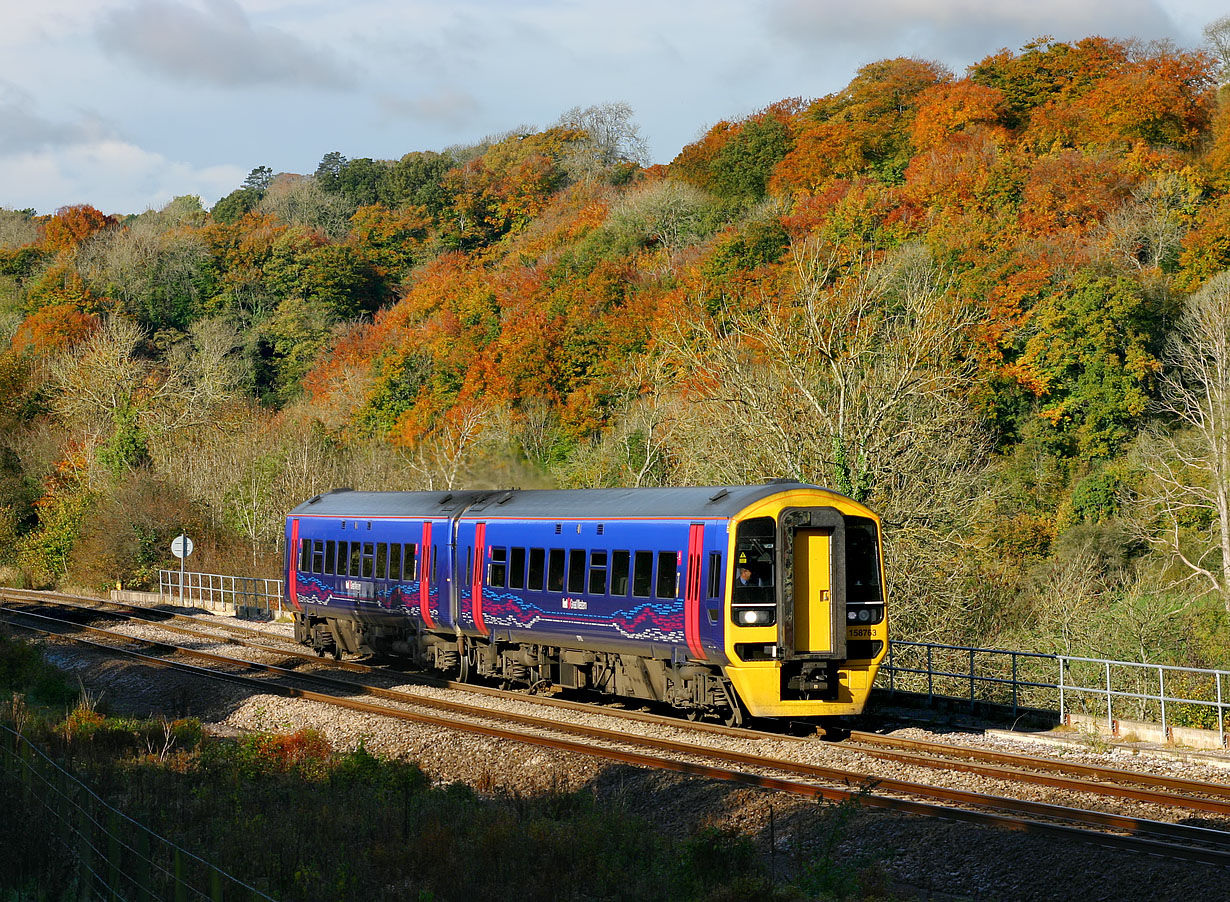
[4,590,1230,868]
[7,588,1230,810]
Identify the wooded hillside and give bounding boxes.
[3,35,1229,668]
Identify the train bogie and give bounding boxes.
[285,483,888,723]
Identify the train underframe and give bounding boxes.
[294,610,751,726]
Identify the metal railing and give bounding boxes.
[2,724,273,901]
[158,570,283,619]
[881,640,1230,746]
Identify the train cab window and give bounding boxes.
[528,548,546,590]
[567,549,586,593]
[509,547,526,590]
[707,552,722,598]
[655,551,678,598]
[389,543,402,581]
[632,551,653,598]
[325,540,336,576]
[376,543,388,580]
[362,543,374,578]
[405,544,418,581]
[313,541,324,574]
[732,517,776,626]
[588,551,608,594]
[846,518,882,602]
[547,549,565,592]
[299,539,311,571]
[489,547,507,588]
[610,551,630,595]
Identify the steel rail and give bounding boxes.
[6,607,1230,868]
[8,590,1230,812]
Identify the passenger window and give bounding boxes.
[313,540,324,574]
[350,543,362,577]
[656,551,678,598]
[361,543,374,578]
[489,547,507,588]
[588,551,608,594]
[707,552,722,598]
[299,539,311,571]
[611,550,630,595]
[510,547,526,589]
[405,544,417,580]
[528,548,546,590]
[568,549,586,594]
[632,551,653,597]
[547,549,565,592]
[325,540,336,576]
[376,543,388,579]
[336,541,348,575]
[389,543,402,581]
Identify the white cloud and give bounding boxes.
[95,0,359,89]
[0,140,245,215]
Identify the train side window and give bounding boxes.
[707,552,722,598]
[632,551,653,597]
[567,549,586,594]
[336,541,348,575]
[325,540,336,576]
[588,551,608,595]
[349,543,361,577]
[405,544,417,580]
[312,540,324,574]
[432,546,439,582]
[656,551,678,598]
[389,543,402,581]
[376,543,388,580]
[547,549,565,592]
[362,543,374,578]
[489,547,507,588]
[610,550,630,595]
[299,539,311,571]
[528,548,546,590]
[509,547,526,589]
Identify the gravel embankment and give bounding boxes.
[31,607,1230,902]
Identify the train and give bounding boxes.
[284,481,887,725]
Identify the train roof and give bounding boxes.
[287,482,849,521]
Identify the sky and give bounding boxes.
[0,0,1225,216]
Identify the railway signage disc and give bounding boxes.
[171,534,194,559]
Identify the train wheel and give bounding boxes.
[458,649,472,683]
[685,708,703,722]
[332,647,342,661]
[723,705,744,728]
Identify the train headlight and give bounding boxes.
[858,608,871,622]
[739,609,772,625]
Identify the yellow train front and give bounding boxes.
[285,481,887,726]
[717,482,887,720]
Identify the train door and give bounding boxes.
[792,529,833,654]
[780,507,846,661]
[684,523,707,660]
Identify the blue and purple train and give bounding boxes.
[285,481,887,724]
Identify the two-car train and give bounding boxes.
[285,481,887,725]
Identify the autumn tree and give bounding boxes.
[556,102,650,181]
[1127,271,1230,611]
[666,240,992,638]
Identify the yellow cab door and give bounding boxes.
[792,528,833,654]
